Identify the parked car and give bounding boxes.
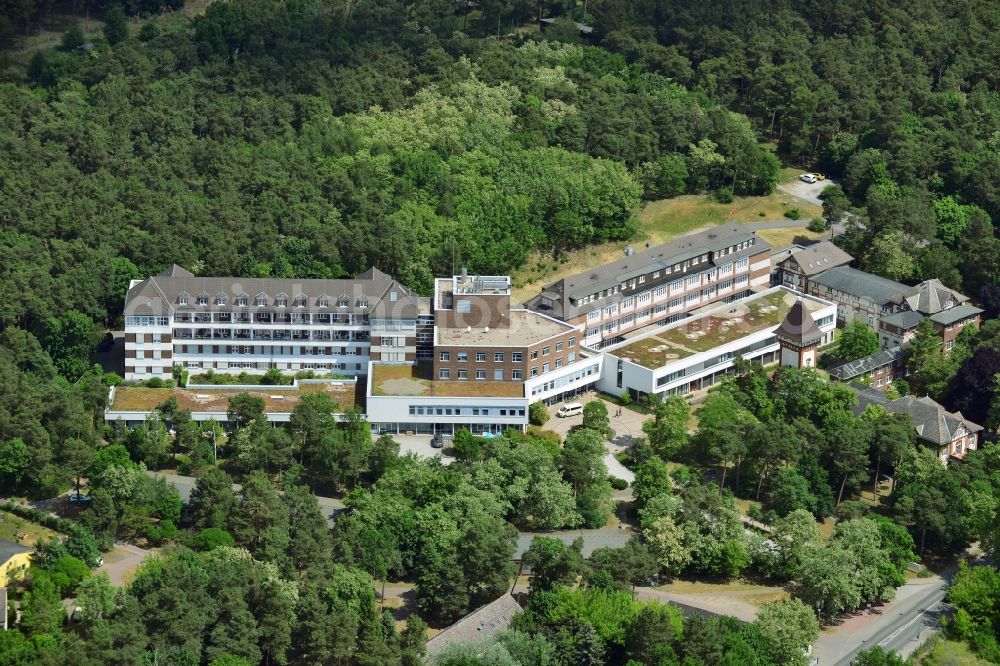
[556,402,584,418]
[430,433,444,448]
[799,173,818,183]
[68,492,91,504]
[814,172,827,181]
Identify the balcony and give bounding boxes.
[234,329,251,340]
[215,313,232,323]
[194,314,212,323]
[212,330,232,340]
[254,313,273,324]
[174,314,193,323]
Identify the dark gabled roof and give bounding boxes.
[425,593,522,656]
[158,264,194,278]
[892,279,970,315]
[525,223,769,320]
[783,241,854,276]
[0,539,31,564]
[775,299,823,346]
[810,266,907,304]
[851,388,982,446]
[828,346,906,380]
[929,305,983,327]
[124,268,419,318]
[880,310,925,330]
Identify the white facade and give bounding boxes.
[580,254,759,349]
[596,289,836,401]
[123,309,403,381]
[523,354,604,404]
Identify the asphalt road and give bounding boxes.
[812,569,952,666]
[148,471,345,527]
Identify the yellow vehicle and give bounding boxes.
[814,173,827,181]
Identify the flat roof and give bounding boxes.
[436,309,573,347]
[111,382,357,414]
[929,305,982,326]
[370,364,525,398]
[610,289,828,369]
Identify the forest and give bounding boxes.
[2,0,1000,664]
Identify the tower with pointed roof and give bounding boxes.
[776,299,824,368]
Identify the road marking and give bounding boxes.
[877,601,941,648]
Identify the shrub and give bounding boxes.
[747,504,766,523]
[529,401,549,426]
[758,211,766,217]
[784,208,801,220]
[146,376,166,388]
[261,368,285,385]
[609,476,628,491]
[833,500,869,521]
[807,217,828,232]
[188,527,235,552]
[713,187,733,203]
[669,465,694,487]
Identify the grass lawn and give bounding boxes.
[914,638,993,665]
[0,510,58,546]
[112,382,357,413]
[614,290,816,369]
[511,190,821,304]
[654,578,789,606]
[756,226,826,250]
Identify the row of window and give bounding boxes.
[529,363,600,396]
[176,293,390,308]
[125,316,170,327]
[439,367,521,380]
[407,405,527,417]
[586,262,751,322]
[440,351,523,363]
[574,242,756,306]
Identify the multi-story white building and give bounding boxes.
[525,223,772,349]
[123,265,419,380]
[596,287,836,402]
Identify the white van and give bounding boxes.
[557,402,584,418]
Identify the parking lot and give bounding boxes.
[395,434,457,465]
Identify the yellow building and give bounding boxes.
[0,539,33,586]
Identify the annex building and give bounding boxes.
[524,223,772,349]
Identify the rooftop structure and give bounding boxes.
[435,309,573,347]
[611,290,821,369]
[425,593,522,657]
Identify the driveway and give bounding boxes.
[778,178,833,206]
[546,394,643,483]
[97,542,155,586]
